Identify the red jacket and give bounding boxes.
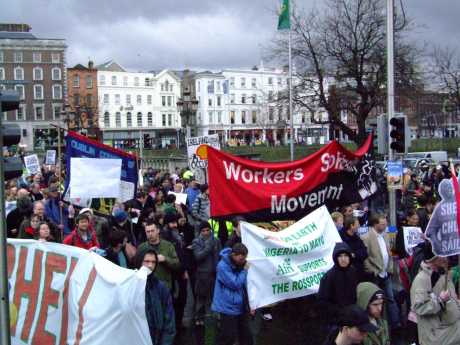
[63,229,100,250]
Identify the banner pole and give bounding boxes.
[0,107,12,345]
[57,125,64,241]
[288,15,294,162]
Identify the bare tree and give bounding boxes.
[432,46,460,109]
[268,0,421,145]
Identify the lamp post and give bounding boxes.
[176,97,199,147]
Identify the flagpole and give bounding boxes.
[288,13,294,161]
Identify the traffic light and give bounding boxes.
[1,91,23,180]
[389,115,406,153]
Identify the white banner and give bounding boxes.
[45,150,57,165]
[7,240,151,345]
[241,206,342,309]
[70,158,122,199]
[24,154,40,175]
[403,226,424,255]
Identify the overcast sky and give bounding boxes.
[2,0,459,72]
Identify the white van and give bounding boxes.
[406,151,447,163]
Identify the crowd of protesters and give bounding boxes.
[5,159,460,345]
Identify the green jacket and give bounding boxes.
[357,282,390,345]
[410,262,460,345]
[138,239,180,290]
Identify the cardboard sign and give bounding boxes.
[387,161,403,189]
[403,226,424,255]
[24,154,40,175]
[186,134,220,170]
[45,150,56,165]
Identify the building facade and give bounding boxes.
[66,61,99,139]
[97,61,181,149]
[0,25,66,150]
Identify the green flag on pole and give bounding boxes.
[278,0,290,30]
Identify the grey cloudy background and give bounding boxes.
[1,0,459,71]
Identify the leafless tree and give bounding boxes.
[267,0,421,145]
[431,46,460,110]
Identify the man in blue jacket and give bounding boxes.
[211,243,252,345]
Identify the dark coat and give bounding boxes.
[192,234,221,298]
[317,242,358,325]
[145,274,176,345]
[339,230,368,277]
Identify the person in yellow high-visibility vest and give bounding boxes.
[208,218,233,247]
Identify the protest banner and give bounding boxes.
[241,205,342,309]
[63,131,138,215]
[387,161,403,189]
[168,191,187,205]
[70,158,122,199]
[208,135,376,222]
[45,149,57,165]
[403,226,424,255]
[186,134,220,183]
[426,172,460,256]
[7,239,151,345]
[24,154,40,175]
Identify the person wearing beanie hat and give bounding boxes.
[410,242,460,345]
[318,242,358,326]
[356,282,390,345]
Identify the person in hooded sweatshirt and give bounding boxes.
[356,282,390,345]
[340,216,368,282]
[318,242,358,326]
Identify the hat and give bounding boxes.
[199,221,211,231]
[164,213,178,224]
[79,207,93,216]
[199,183,209,193]
[370,290,385,304]
[113,210,128,223]
[338,305,379,333]
[48,185,58,193]
[423,241,437,263]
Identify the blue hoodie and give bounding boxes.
[211,247,248,316]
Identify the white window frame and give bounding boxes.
[15,84,25,100]
[14,52,23,63]
[52,84,62,99]
[241,78,246,88]
[147,112,153,126]
[115,94,120,105]
[14,67,24,80]
[100,75,106,86]
[162,114,166,126]
[34,84,44,100]
[147,95,152,105]
[251,78,256,88]
[115,112,121,127]
[16,104,26,121]
[123,76,128,86]
[0,51,3,63]
[134,77,139,86]
[51,67,61,81]
[33,52,42,63]
[33,67,43,81]
[168,114,172,126]
[137,112,143,127]
[126,94,131,105]
[208,111,213,124]
[52,104,62,120]
[104,112,110,127]
[103,94,109,104]
[34,104,44,120]
[86,75,93,88]
[127,112,132,127]
[111,75,117,86]
[51,53,60,63]
[73,75,80,88]
[137,95,142,105]
[0,67,4,80]
[208,98,212,106]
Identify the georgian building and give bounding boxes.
[0,24,66,150]
[97,60,181,149]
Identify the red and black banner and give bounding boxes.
[208,135,376,222]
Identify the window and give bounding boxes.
[230,94,235,104]
[145,78,151,87]
[127,113,132,127]
[147,112,153,126]
[170,84,173,92]
[115,94,120,105]
[167,96,172,106]
[73,94,80,106]
[14,67,24,80]
[73,75,80,87]
[137,112,142,126]
[208,98,212,106]
[33,67,43,81]
[103,94,109,104]
[241,94,246,104]
[208,80,214,93]
[33,52,42,63]
[0,68,4,80]
[16,105,25,121]
[134,77,139,86]
[216,81,221,91]
[278,77,282,86]
[268,77,273,85]
[100,75,106,85]
[0,51,3,63]
[34,85,44,99]
[111,76,117,86]
[269,107,274,121]
[162,114,166,126]
[126,94,131,105]
[115,112,121,127]
[51,53,60,63]
[241,78,246,88]
[35,105,44,120]
[137,95,142,105]
[168,114,172,126]
[15,85,24,100]
[52,85,62,99]
[161,83,164,91]
[52,67,61,80]
[86,75,93,88]
[217,111,222,124]
[104,112,110,127]
[14,52,23,63]
[86,94,92,106]
[252,110,257,124]
[217,96,221,106]
[208,111,213,124]
[252,94,257,104]
[242,111,246,124]
[268,91,273,101]
[230,77,235,87]
[53,105,61,120]
[230,111,235,124]
[123,76,128,86]
[147,95,152,105]
[251,78,256,88]
[278,107,283,121]
[162,96,166,106]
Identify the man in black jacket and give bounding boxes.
[340,216,368,281]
